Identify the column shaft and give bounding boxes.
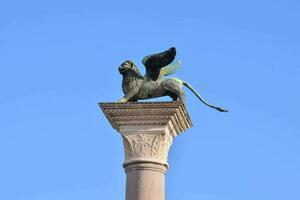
[125,162,167,200]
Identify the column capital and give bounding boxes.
[99,102,192,169]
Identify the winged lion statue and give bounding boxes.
[118,47,228,112]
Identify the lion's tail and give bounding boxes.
[172,78,228,112]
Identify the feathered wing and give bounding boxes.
[160,60,181,76]
[142,47,176,81]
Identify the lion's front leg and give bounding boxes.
[118,97,128,102]
[118,88,139,103]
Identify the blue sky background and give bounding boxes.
[1,0,300,199]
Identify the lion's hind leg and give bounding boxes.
[162,79,185,103]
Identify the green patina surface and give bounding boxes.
[118,47,228,112]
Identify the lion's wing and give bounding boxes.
[160,60,181,76]
[142,47,176,81]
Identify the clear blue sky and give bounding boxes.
[1,0,299,200]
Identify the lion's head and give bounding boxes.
[118,60,142,77]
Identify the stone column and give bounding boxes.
[99,102,192,200]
